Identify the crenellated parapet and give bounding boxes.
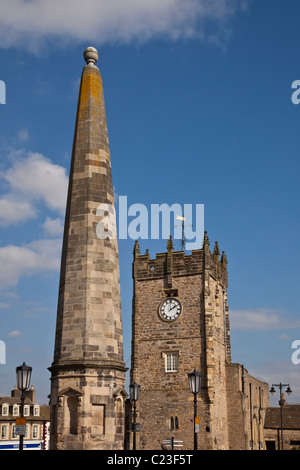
[132,232,228,289]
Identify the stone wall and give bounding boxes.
[264,405,300,450]
[130,239,231,450]
[226,363,269,450]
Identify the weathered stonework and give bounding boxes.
[129,235,231,450]
[128,234,269,450]
[264,405,300,450]
[226,363,269,450]
[49,48,126,450]
[47,48,274,451]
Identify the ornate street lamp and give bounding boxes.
[130,382,140,450]
[188,369,202,450]
[16,362,32,451]
[269,382,292,450]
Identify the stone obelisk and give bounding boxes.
[49,47,127,450]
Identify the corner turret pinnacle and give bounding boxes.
[133,240,140,260]
[213,241,220,258]
[167,235,174,253]
[221,251,228,265]
[203,231,210,252]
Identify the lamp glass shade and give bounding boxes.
[269,386,276,395]
[16,362,32,391]
[286,386,292,396]
[188,369,202,395]
[130,382,140,401]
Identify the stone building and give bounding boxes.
[0,386,49,450]
[49,47,127,450]
[47,46,296,451]
[264,405,300,450]
[128,235,270,450]
[226,363,269,450]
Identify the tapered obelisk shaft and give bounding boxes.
[49,47,126,450]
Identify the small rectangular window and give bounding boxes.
[165,353,178,372]
[1,425,8,439]
[32,424,39,439]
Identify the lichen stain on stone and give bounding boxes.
[78,68,102,123]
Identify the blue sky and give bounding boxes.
[0,0,299,407]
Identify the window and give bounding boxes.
[13,404,19,416]
[2,404,8,416]
[290,440,300,446]
[32,424,39,439]
[12,425,17,439]
[24,405,30,416]
[1,424,8,440]
[165,353,178,372]
[170,416,179,431]
[33,405,40,416]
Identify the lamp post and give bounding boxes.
[188,369,202,450]
[269,382,292,450]
[16,362,32,451]
[130,382,140,451]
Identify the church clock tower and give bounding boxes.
[130,233,231,450]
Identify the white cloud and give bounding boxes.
[4,292,19,300]
[0,302,10,309]
[278,334,292,341]
[8,330,23,337]
[42,217,64,237]
[3,152,68,213]
[0,151,66,288]
[0,152,68,226]
[0,238,62,289]
[0,197,36,226]
[0,0,248,52]
[230,308,300,331]
[251,361,300,404]
[17,129,30,142]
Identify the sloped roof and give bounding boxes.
[0,397,33,405]
[0,397,50,421]
[264,405,300,430]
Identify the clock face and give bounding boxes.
[159,298,182,322]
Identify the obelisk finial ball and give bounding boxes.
[83,47,99,65]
